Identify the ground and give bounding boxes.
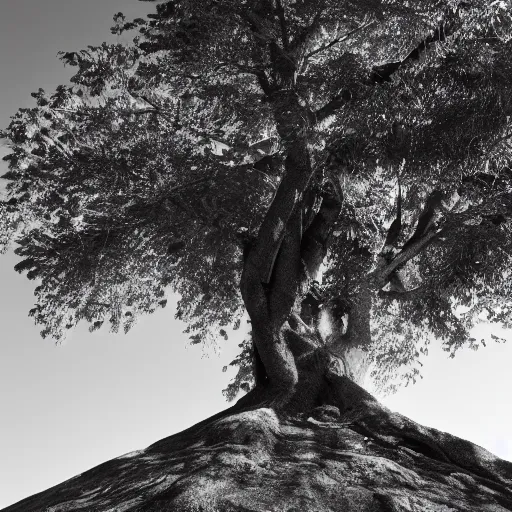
[3,376,512,512]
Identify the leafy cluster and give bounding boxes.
[0,44,270,341]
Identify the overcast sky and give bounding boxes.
[0,1,511,509]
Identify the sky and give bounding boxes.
[0,1,511,509]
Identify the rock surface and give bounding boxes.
[3,394,512,512]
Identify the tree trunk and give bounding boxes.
[240,86,375,411]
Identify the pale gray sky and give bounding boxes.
[0,1,511,509]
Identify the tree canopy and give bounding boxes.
[1,0,512,398]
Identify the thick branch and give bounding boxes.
[371,188,446,289]
[381,179,402,254]
[301,185,343,280]
[255,70,274,97]
[241,261,298,392]
[401,190,443,253]
[269,206,304,327]
[244,92,314,284]
[373,187,511,290]
[295,185,343,332]
[378,286,424,301]
[244,151,311,285]
[372,227,439,289]
[214,61,274,96]
[370,8,462,83]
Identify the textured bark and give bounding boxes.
[241,102,374,402]
[5,379,512,512]
[240,88,318,400]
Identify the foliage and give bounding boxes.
[222,333,255,401]
[1,0,512,397]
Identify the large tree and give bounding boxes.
[2,0,512,507]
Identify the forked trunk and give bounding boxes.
[239,85,375,413]
[239,280,374,415]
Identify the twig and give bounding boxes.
[305,19,375,60]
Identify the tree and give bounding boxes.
[1,0,512,508]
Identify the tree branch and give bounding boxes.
[275,0,289,50]
[214,61,264,76]
[269,206,304,327]
[316,7,465,123]
[240,10,275,43]
[132,95,176,122]
[212,60,274,96]
[370,5,465,83]
[314,90,353,124]
[301,184,343,280]
[305,19,374,60]
[378,286,424,301]
[371,225,439,290]
[244,144,312,284]
[401,189,443,253]
[374,185,512,290]
[290,3,326,53]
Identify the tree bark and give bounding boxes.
[240,87,375,408]
[240,90,317,402]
